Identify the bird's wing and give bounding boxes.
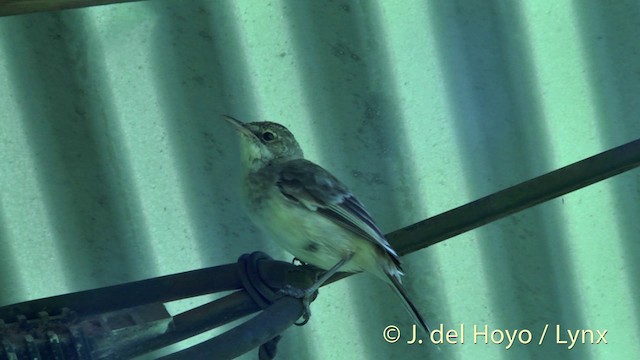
[275,159,401,267]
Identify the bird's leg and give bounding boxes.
[280,252,354,325]
[306,252,354,295]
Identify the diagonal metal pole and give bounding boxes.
[0,0,144,17]
[390,138,640,255]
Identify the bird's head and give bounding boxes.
[223,115,304,170]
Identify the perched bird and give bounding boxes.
[223,115,430,335]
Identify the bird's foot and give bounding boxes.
[278,285,317,326]
[291,257,305,266]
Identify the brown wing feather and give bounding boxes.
[275,159,401,267]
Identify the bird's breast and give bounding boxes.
[242,174,383,274]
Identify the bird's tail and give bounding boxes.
[385,272,432,336]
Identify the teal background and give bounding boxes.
[1,1,639,359]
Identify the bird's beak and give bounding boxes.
[222,115,256,140]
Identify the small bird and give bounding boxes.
[223,115,431,335]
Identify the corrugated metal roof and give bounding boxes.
[1,1,638,359]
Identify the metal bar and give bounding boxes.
[157,297,304,360]
[0,263,240,320]
[0,0,145,16]
[388,138,640,255]
[113,291,261,359]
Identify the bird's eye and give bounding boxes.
[261,131,275,142]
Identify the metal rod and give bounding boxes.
[0,264,241,320]
[157,297,304,360]
[113,291,261,359]
[389,137,640,255]
[0,0,144,17]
